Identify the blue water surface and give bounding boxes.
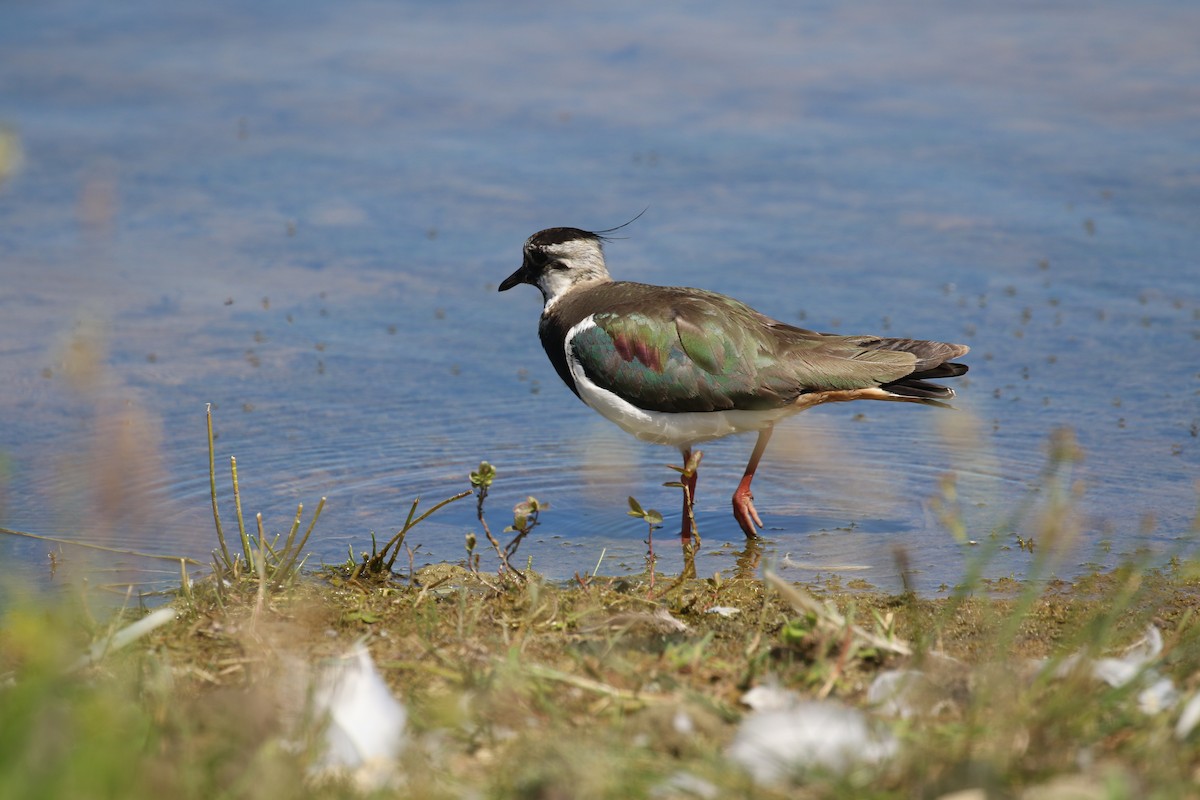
[1,0,1197,595]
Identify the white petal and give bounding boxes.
[1091,657,1139,688]
[312,642,407,784]
[728,701,896,784]
[1174,691,1200,740]
[1137,675,1179,714]
[867,669,928,719]
[741,682,799,712]
[1122,625,1164,666]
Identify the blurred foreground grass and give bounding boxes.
[2,554,1199,798]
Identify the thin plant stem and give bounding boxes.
[0,526,201,565]
[645,523,656,593]
[179,558,193,602]
[383,491,470,573]
[230,456,254,571]
[255,512,271,563]
[592,548,607,578]
[475,485,523,583]
[276,497,325,580]
[253,520,268,621]
[381,498,421,570]
[294,496,324,553]
[280,503,304,561]
[206,404,233,567]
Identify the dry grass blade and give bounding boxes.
[521,662,673,708]
[765,568,911,656]
[73,607,179,671]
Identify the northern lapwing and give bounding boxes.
[499,226,969,540]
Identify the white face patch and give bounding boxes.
[563,315,794,448]
[531,238,611,312]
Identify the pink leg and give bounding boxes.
[732,427,773,537]
[679,447,699,542]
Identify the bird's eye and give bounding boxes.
[527,250,548,267]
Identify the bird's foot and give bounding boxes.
[732,486,763,537]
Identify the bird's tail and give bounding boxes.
[875,339,970,406]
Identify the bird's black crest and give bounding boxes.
[592,208,647,240]
[528,227,600,248]
[529,209,647,249]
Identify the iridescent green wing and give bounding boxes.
[569,288,921,413]
[568,296,793,412]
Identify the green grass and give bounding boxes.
[3,560,1199,798]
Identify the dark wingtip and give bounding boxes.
[913,361,969,380]
[882,354,969,405]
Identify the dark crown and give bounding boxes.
[526,227,600,249]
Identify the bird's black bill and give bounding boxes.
[498,265,527,292]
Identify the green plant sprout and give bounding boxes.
[469,461,528,584]
[627,496,663,591]
[504,496,547,561]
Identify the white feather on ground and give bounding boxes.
[728,683,897,785]
[310,641,407,789]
